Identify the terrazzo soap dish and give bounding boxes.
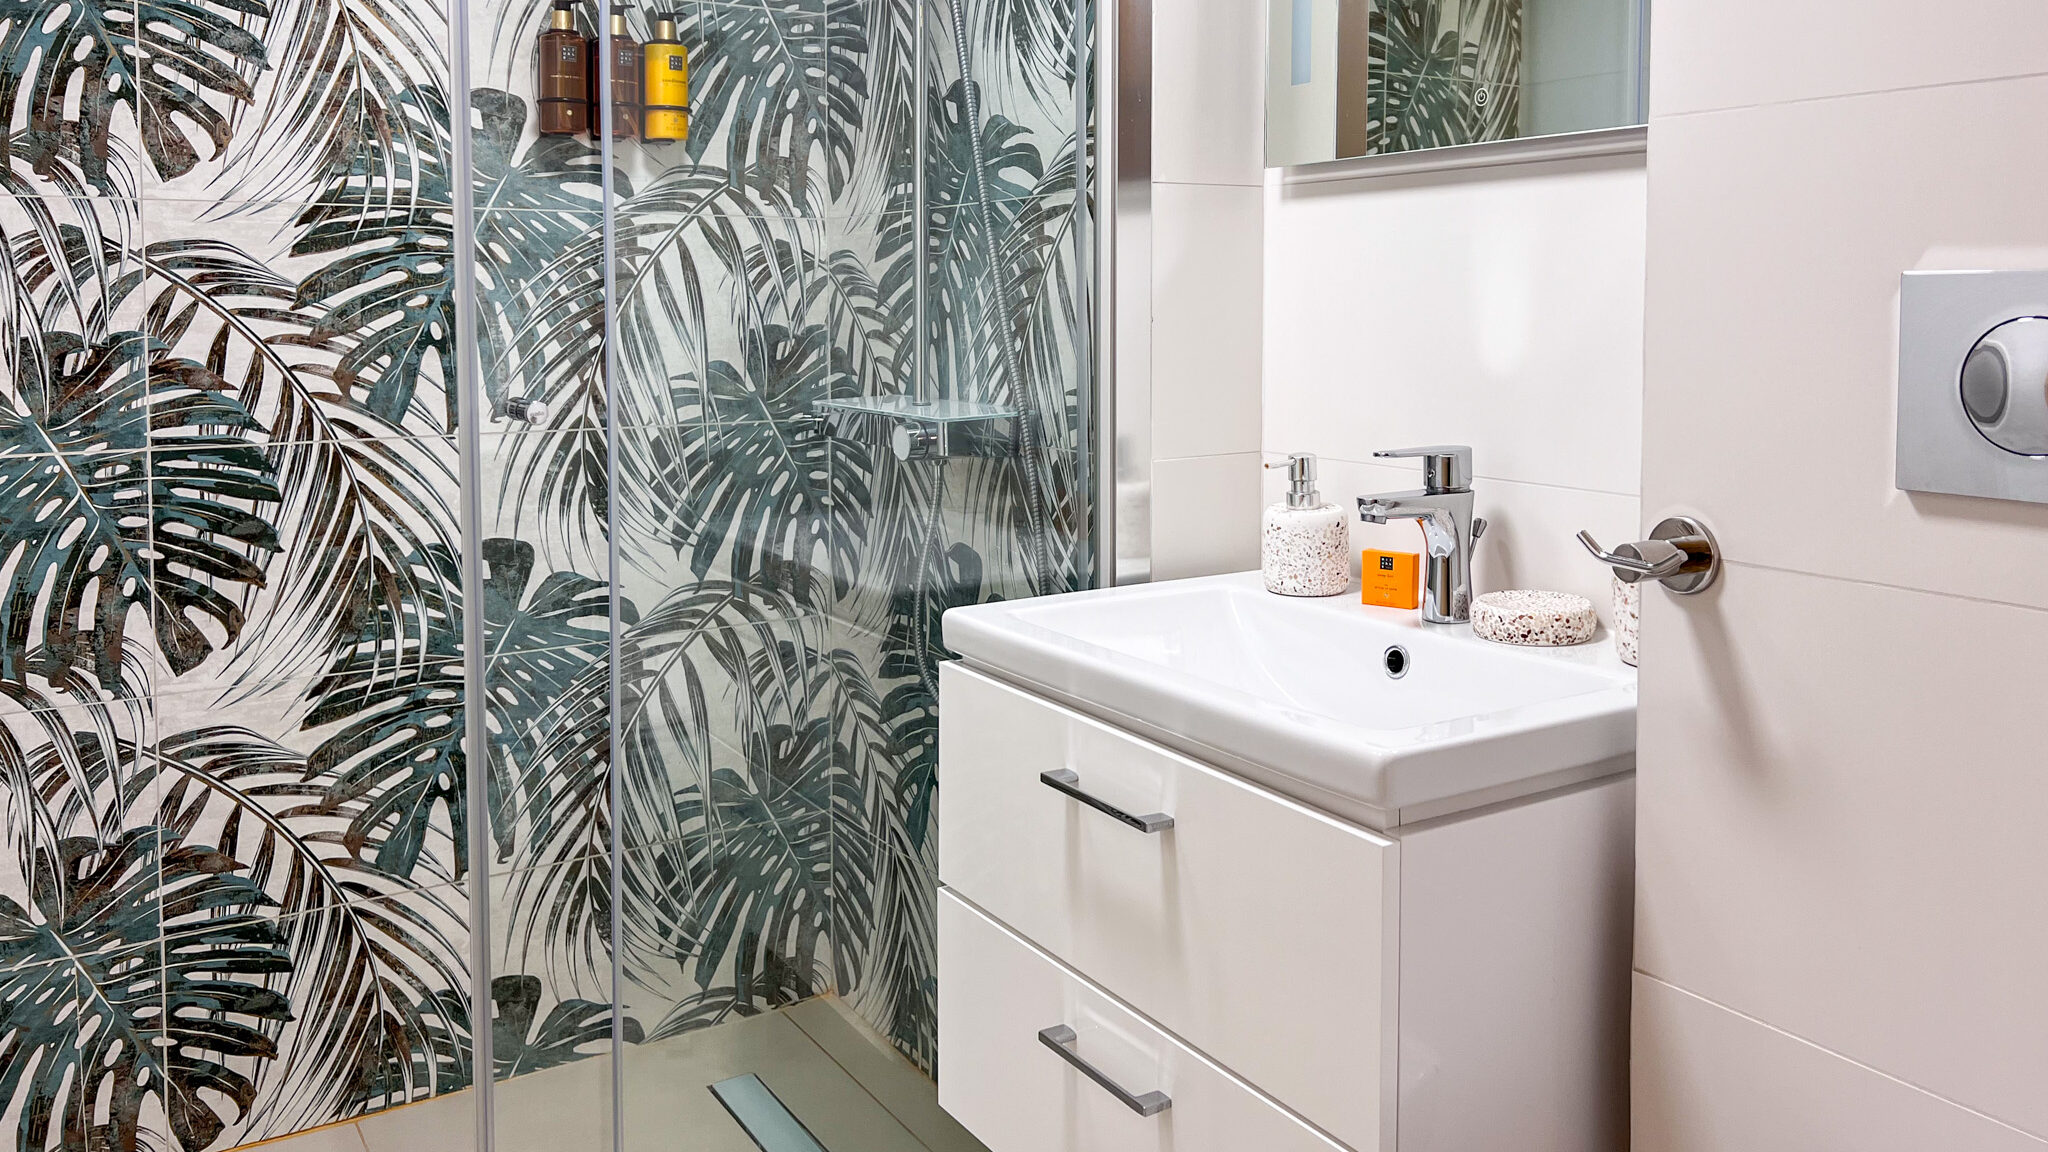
[1471,590,1598,648]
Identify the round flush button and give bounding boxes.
[1962,317,2048,456]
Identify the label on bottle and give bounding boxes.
[560,43,579,60]
[667,56,683,70]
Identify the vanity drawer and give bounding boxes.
[938,889,1347,1152]
[938,663,1397,1151]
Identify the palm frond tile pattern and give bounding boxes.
[1,0,1088,1142]
[1368,0,1524,154]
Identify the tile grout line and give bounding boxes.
[1652,65,2048,124]
[782,1004,945,1152]
[1718,556,2048,619]
[1282,454,1641,501]
[1149,177,1268,190]
[1634,972,2048,1145]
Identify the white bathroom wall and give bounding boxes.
[1633,4,2048,1148]
[1262,155,1647,622]
[1144,0,1269,581]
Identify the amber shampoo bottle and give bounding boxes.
[537,0,591,136]
[641,11,689,143]
[602,8,641,138]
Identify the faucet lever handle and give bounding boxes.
[1373,445,1472,492]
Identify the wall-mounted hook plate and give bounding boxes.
[1646,516,1720,595]
[1579,515,1721,595]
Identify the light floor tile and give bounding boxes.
[785,997,987,1152]
[241,1122,371,1152]
[619,1010,926,1152]
[351,1002,951,1152]
[357,1087,477,1152]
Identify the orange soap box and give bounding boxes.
[1361,549,1422,610]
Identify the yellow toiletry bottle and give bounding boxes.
[642,11,689,142]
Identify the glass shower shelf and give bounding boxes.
[815,396,1021,460]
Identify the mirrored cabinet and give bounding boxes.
[1267,0,1649,168]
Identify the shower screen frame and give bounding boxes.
[443,0,1141,1144]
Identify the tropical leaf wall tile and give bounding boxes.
[4,0,1090,1137]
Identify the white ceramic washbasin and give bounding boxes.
[943,572,1638,828]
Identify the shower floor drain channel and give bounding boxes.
[709,1074,832,1152]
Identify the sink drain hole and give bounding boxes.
[1384,645,1410,679]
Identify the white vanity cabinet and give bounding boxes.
[936,662,1633,1152]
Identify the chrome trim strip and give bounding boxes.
[1278,124,1647,185]
[597,1,627,1146]
[446,0,493,1144]
[914,0,931,405]
[1076,0,1103,585]
[1110,0,1151,585]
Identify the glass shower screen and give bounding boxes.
[0,0,1090,1141]
[452,0,1102,1149]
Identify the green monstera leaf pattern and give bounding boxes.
[0,0,1093,1143]
[1368,0,1524,155]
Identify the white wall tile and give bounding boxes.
[1151,453,1263,580]
[1649,0,2048,118]
[1636,563,2048,1137]
[1634,975,2048,1152]
[1264,155,1646,497]
[1287,457,1639,625]
[1154,182,1264,460]
[1642,74,2048,610]
[1154,0,1270,186]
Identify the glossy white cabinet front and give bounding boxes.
[937,890,1348,1152]
[938,663,1397,1152]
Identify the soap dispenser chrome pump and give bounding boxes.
[1262,454,1351,597]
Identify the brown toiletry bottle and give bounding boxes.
[603,6,641,139]
[537,0,591,136]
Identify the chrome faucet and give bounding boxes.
[1358,446,1488,624]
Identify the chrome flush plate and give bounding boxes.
[1898,270,2048,504]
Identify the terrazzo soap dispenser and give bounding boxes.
[1262,454,1349,597]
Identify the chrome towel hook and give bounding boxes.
[1578,516,1722,595]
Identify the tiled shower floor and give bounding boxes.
[245,999,986,1152]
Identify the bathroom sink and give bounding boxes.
[943,572,1637,827]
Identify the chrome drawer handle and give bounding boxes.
[1037,1026,1172,1117]
[1039,769,1174,833]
